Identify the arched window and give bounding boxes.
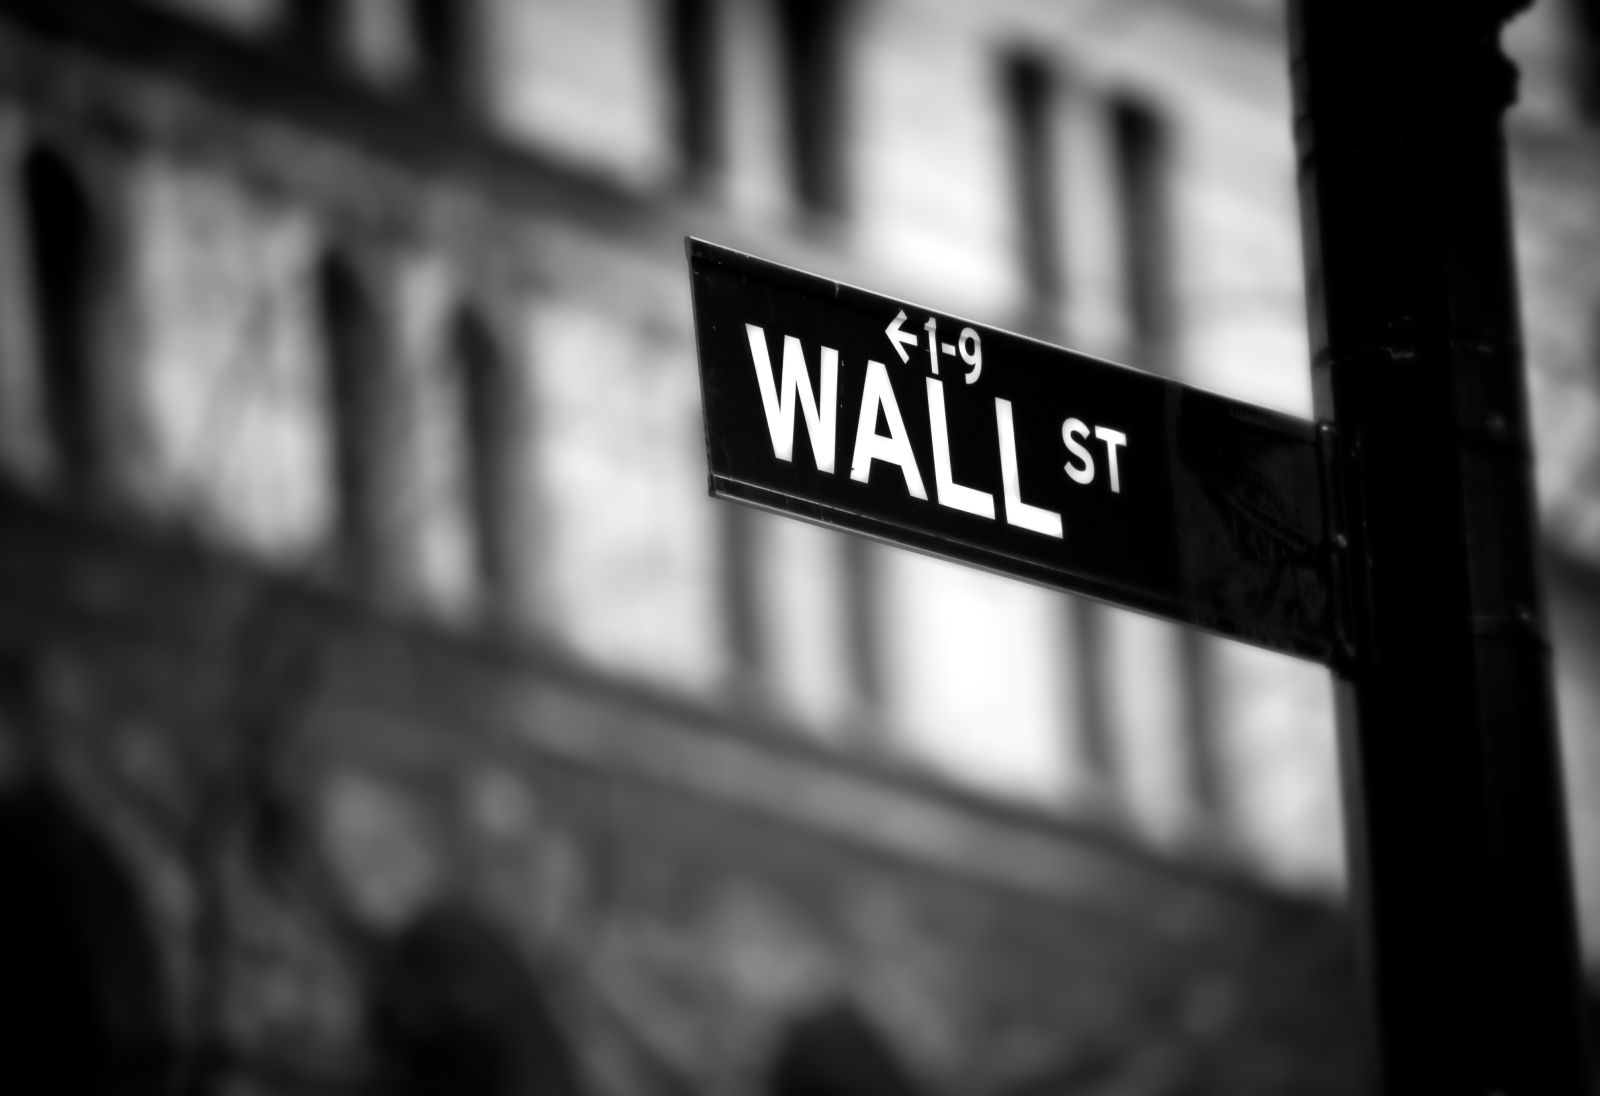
[368,905,582,1096]
[448,308,513,613]
[769,1002,922,1096]
[314,253,382,582]
[0,788,173,1095]
[21,147,103,497]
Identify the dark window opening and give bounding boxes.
[841,536,882,713]
[1002,53,1061,302]
[721,504,765,683]
[1069,602,1116,783]
[22,147,104,497]
[669,0,721,184]
[1575,0,1600,120]
[408,0,474,107]
[768,1002,922,1096]
[1179,628,1224,818]
[450,309,512,610]
[1585,979,1600,1071]
[776,0,844,214]
[280,0,340,62]
[314,254,382,582]
[1111,95,1173,353]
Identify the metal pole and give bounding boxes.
[1288,1,1594,1092]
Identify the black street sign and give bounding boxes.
[688,238,1334,662]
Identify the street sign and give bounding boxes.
[688,238,1334,661]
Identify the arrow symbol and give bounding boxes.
[885,309,917,364]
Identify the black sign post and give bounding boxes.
[1290,1,1593,1092]
[689,238,1334,660]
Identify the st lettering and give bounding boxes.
[1061,418,1128,493]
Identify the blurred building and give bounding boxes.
[0,0,1597,1093]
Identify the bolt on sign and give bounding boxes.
[687,238,1335,662]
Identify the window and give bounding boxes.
[1575,0,1600,119]
[1106,94,1222,819]
[1179,628,1223,816]
[314,253,382,581]
[841,536,882,712]
[448,309,512,611]
[22,147,103,498]
[1069,603,1115,783]
[776,0,844,214]
[280,0,340,62]
[720,505,765,686]
[668,0,721,184]
[1001,53,1061,302]
[1110,95,1173,352]
[407,0,474,107]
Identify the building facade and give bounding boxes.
[0,0,1597,1093]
